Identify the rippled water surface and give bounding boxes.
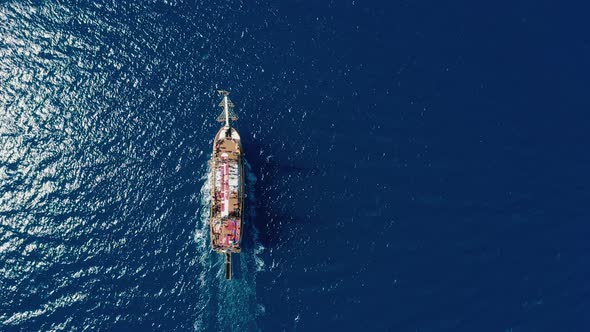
[2,0,590,331]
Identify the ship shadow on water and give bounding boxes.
[229,252,242,279]
[242,140,317,251]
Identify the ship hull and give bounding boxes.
[209,126,244,254]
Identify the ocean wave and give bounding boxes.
[2,292,87,327]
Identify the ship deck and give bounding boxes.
[215,138,241,160]
[210,130,243,253]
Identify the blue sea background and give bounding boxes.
[1,0,589,331]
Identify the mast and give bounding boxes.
[216,90,238,125]
[224,94,230,128]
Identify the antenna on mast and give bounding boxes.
[216,90,238,127]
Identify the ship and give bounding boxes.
[209,90,244,280]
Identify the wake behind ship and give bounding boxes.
[209,90,244,280]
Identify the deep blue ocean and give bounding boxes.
[1,1,589,331]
